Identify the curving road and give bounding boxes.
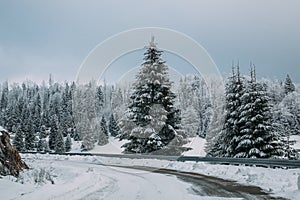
[102,164,285,200]
[9,155,285,200]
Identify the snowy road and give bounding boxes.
[2,155,282,200]
[101,165,280,200]
[3,158,223,200]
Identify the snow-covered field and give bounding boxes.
[1,153,299,200]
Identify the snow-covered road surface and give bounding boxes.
[101,165,280,200]
[1,154,285,200]
[2,156,245,200]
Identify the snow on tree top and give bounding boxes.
[149,36,157,48]
[0,126,7,135]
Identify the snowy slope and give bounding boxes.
[182,137,206,156]
[89,137,128,154]
[291,135,300,150]
[70,137,128,154]
[71,137,205,155]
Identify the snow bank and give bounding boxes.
[1,154,113,200]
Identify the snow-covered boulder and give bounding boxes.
[0,129,28,177]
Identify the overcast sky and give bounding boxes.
[0,0,299,84]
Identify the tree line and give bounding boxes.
[0,44,299,158]
[0,74,211,154]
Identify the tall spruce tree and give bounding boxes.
[236,66,284,158]
[218,64,244,157]
[13,129,24,151]
[98,116,109,146]
[109,114,120,137]
[212,65,285,158]
[95,86,104,115]
[81,120,95,151]
[55,131,65,153]
[23,108,36,151]
[284,74,295,95]
[24,122,35,151]
[65,134,72,152]
[0,81,9,111]
[37,138,45,152]
[100,116,108,136]
[122,37,186,154]
[49,114,59,150]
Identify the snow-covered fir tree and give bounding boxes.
[209,64,287,158]
[49,114,59,150]
[98,115,109,146]
[73,82,99,151]
[95,86,104,116]
[111,87,123,112]
[109,114,120,137]
[217,64,245,157]
[24,119,36,151]
[13,130,24,151]
[122,37,187,155]
[65,134,72,152]
[284,74,295,95]
[60,83,73,137]
[80,120,95,151]
[277,92,300,136]
[0,81,9,112]
[181,106,199,137]
[100,116,108,136]
[55,131,65,153]
[235,66,284,158]
[178,75,211,138]
[36,126,47,152]
[37,138,45,152]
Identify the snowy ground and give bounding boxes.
[96,156,300,199]
[182,137,206,156]
[2,154,242,200]
[71,135,300,157]
[291,135,300,150]
[4,137,299,199]
[71,136,206,156]
[1,154,299,200]
[70,137,129,154]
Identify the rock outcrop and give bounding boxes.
[0,129,28,177]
